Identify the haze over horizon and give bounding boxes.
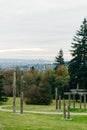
[0,0,87,61]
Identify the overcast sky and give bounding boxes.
[0,0,87,61]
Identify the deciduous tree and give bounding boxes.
[55,65,70,96]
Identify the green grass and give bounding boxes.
[2,97,60,112]
[0,111,87,130]
[0,97,87,129]
[2,97,87,113]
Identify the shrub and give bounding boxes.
[24,84,52,105]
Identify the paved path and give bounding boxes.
[0,105,87,115]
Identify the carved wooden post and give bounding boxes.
[63,99,66,119]
[59,95,61,109]
[20,70,24,114]
[73,94,75,109]
[13,69,16,113]
[55,87,58,110]
[67,102,70,119]
[84,93,86,109]
[77,83,79,90]
[80,94,82,109]
[68,94,71,108]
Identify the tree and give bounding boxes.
[23,69,42,86]
[2,69,20,97]
[54,49,64,70]
[55,65,70,96]
[23,68,52,105]
[42,68,56,99]
[69,18,87,90]
[0,75,8,102]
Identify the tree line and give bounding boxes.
[0,63,69,105]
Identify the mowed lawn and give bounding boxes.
[0,111,87,130]
[2,97,87,112]
[0,97,87,130]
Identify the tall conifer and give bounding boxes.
[54,49,64,70]
[69,18,87,89]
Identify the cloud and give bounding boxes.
[0,0,87,60]
[0,48,44,53]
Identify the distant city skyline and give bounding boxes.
[0,0,87,61]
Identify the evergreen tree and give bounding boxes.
[54,49,64,70]
[0,75,8,102]
[69,18,87,90]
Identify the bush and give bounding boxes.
[24,84,52,105]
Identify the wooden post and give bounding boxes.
[67,102,70,119]
[55,87,58,110]
[80,94,82,109]
[68,94,71,108]
[59,95,61,109]
[20,71,24,114]
[63,99,66,119]
[20,91,23,114]
[84,94,86,109]
[13,69,16,113]
[77,83,79,90]
[73,94,75,109]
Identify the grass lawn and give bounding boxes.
[2,97,59,112]
[0,97,87,130]
[2,97,87,113]
[0,111,87,130]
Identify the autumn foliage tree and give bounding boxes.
[55,65,70,96]
[24,69,52,105]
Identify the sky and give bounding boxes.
[0,0,87,61]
